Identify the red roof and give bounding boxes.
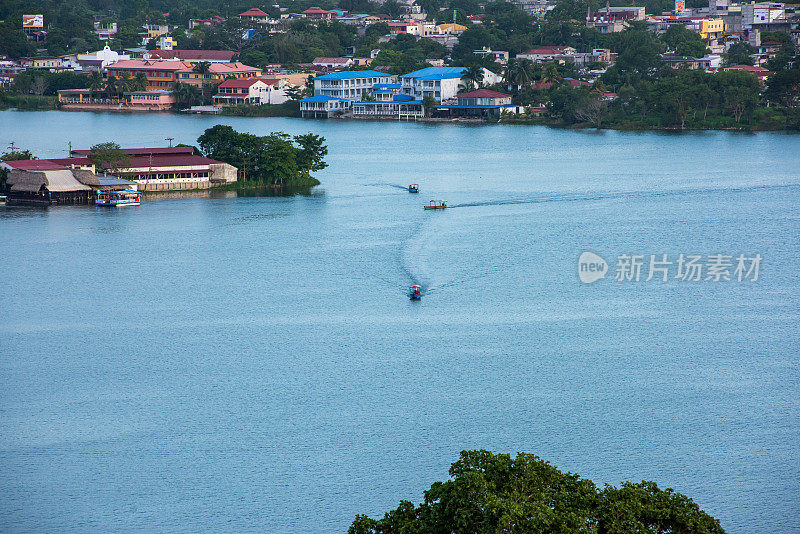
[218,77,266,88]
[238,8,269,17]
[725,65,773,77]
[456,88,511,99]
[71,147,194,156]
[520,47,570,56]
[302,6,335,14]
[3,159,67,171]
[147,49,236,61]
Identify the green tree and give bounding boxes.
[724,42,755,66]
[460,65,484,91]
[88,142,131,174]
[349,450,726,534]
[422,95,438,116]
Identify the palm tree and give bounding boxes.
[505,59,534,91]
[193,61,212,101]
[118,72,132,96]
[460,65,484,91]
[134,72,148,91]
[89,71,104,96]
[105,75,118,100]
[541,63,562,85]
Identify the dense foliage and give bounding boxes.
[350,450,726,534]
[197,125,327,186]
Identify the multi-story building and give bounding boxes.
[400,66,502,103]
[300,95,351,117]
[106,60,261,90]
[313,70,394,100]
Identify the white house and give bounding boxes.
[76,45,131,71]
[314,70,394,101]
[300,95,351,118]
[400,66,502,103]
[213,77,292,106]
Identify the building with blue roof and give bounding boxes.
[353,93,424,119]
[313,70,394,101]
[400,66,503,103]
[300,94,351,118]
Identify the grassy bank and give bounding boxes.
[220,101,301,118]
[0,93,59,111]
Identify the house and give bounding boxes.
[586,6,646,33]
[433,88,514,118]
[19,57,65,70]
[93,21,118,40]
[400,66,503,103]
[724,64,774,83]
[238,8,270,23]
[106,60,262,90]
[2,164,94,205]
[516,47,577,62]
[302,7,337,21]
[189,16,226,30]
[312,57,354,69]
[213,77,290,105]
[436,23,467,35]
[474,47,510,64]
[314,70,394,100]
[352,94,424,118]
[57,89,177,110]
[145,49,236,63]
[300,95,351,117]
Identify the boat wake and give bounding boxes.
[449,182,800,209]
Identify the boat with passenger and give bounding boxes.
[408,184,419,193]
[96,189,141,206]
[423,200,447,210]
[409,285,422,300]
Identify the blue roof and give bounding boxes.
[316,70,390,80]
[373,83,401,89]
[434,104,514,109]
[355,99,423,105]
[301,95,349,102]
[401,66,467,80]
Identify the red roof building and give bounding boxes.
[238,8,269,19]
[724,64,774,82]
[455,88,512,106]
[302,6,336,20]
[145,49,236,63]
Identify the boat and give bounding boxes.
[96,189,141,206]
[408,184,419,193]
[423,200,447,210]
[409,285,422,300]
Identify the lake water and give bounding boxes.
[1,110,799,533]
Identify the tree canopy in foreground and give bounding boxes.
[350,450,725,534]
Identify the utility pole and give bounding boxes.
[8,141,16,152]
[165,137,174,147]
[68,141,72,156]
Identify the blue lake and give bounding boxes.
[1,110,799,533]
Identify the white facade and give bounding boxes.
[77,46,131,70]
[314,73,394,101]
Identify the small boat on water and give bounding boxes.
[408,184,419,193]
[96,189,141,206]
[424,200,447,210]
[409,285,422,300]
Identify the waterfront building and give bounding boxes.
[3,166,93,205]
[433,88,515,118]
[313,70,394,100]
[300,95,351,117]
[400,66,501,103]
[213,78,290,105]
[352,84,424,118]
[57,89,176,110]
[4,147,238,192]
[106,60,261,90]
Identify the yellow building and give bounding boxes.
[699,18,725,40]
[436,23,467,35]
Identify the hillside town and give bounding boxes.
[0,0,798,127]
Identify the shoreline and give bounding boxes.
[2,105,798,132]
